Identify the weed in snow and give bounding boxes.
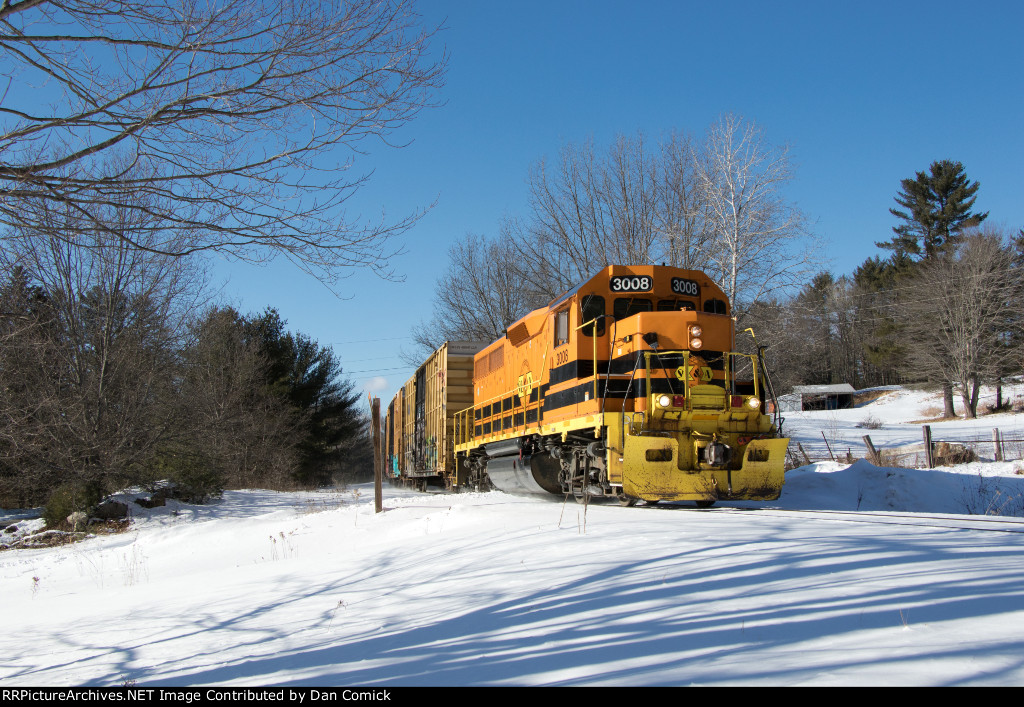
[119,545,148,586]
[958,474,1024,517]
[857,414,883,430]
[266,530,297,561]
[326,599,347,632]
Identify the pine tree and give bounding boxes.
[791,273,836,385]
[878,160,988,260]
[852,256,914,387]
[244,309,367,486]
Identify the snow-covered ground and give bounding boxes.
[3,387,1024,686]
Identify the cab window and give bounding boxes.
[580,294,605,336]
[554,309,569,347]
[703,298,728,315]
[613,297,653,320]
[657,299,696,311]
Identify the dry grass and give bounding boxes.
[854,390,893,406]
[299,494,346,515]
[909,402,963,423]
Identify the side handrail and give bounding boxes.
[757,345,784,434]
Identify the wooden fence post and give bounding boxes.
[372,397,382,514]
[797,442,811,465]
[862,435,879,465]
[923,425,933,468]
[821,432,835,462]
[993,428,1003,462]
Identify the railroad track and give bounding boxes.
[700,505,1024,534]
[626,500,1024,534]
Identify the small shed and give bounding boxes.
[778,384,856,412]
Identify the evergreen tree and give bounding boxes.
[791,273,836,385]
[878,160,988,260]
[873,161,988,414]
[286,333,366,486]
[169,306,301,496]
[244,309,367,486]
[851,256,914,387]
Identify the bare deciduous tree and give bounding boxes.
[420,117,818,351]
[656,130,715,269]
[0,0,445,281]
[0,194,205,498]
[511,134,661,300]
[697,113,815,311]
[408,231,528,360]
[902,228,1023,418]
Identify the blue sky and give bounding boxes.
[212,0,1024,404]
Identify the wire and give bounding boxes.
[332,335,412,345]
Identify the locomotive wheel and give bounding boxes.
[617,493,638,507]
[695,499,716,508]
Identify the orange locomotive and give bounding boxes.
[449,264,789,505]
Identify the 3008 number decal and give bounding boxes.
[610,276,652,292]
[671,278,700,297]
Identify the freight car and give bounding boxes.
[384,341,486,490]
[389,264,789,505]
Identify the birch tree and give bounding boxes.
[696,114,814,311]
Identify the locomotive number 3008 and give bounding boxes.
[671,278,700,297]
[610,276,652,292]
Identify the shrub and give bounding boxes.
[857,414,883,429]
[150,451,224,504]
[43,480,103,528]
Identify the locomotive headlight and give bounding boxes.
[658,394,672,408]
[747,398,761,410]
[689,324,704,349]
